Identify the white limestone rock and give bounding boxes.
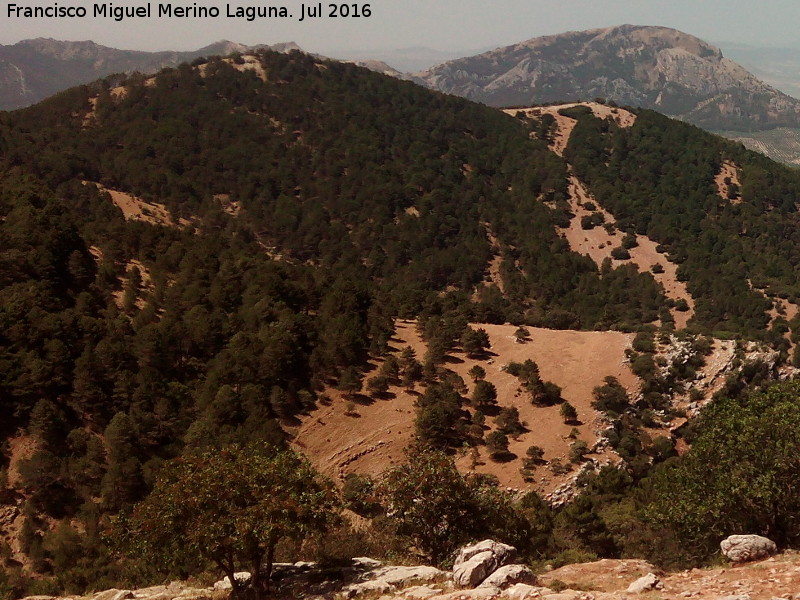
[342,565,449,599]
[626,572,662,593]
[212,572,251,591]
[453,540,517,587]
[478,565,537,589]
[720,535,777,563]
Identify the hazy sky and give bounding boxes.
[1,0,799,54]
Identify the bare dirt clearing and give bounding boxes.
[197,55,267,81]
[214,193,241,217]
[482,226,506,294]
[562,177,618,264]
[562,176,695,328]
[505,103,636,157]
[503,103,693,327]
[111,258,154,310]
[715,160,742,204]
[293,321,637,494]
[85,182,193,229]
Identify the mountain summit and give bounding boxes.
[417,24,800,131]
[0,38,300,110]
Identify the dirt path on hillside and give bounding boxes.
[111,258,154,310]
[504,103,692,327]
[562,176,695,328]
[716,160,742,204]
[505,102,636,157]
[562,176,619,262]
[483,226,505,293]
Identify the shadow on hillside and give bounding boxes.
[350,393,375,406]
[488,451,518,463]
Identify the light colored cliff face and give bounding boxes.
[417,25,800,131]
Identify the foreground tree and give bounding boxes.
[645,381,800,565]
[376,446,534,564]
[121,444,340,598]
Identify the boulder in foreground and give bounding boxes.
[720,535,777,563]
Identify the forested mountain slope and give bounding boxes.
[3,49,800,594]
[0,38,301,111]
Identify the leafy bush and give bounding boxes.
[646,381,800,564]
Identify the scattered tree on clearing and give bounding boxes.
[513,327,531,344]
[471,379,498,411]
[366,374,390,397]
[506,360,563,405]
[121,444,340,599]
[337,367,363,399]
[569,440,589,463]
[560,401,578,424]
[461,327,490,357]
[592,376,630,416]
[468,365,486,382]
[486,430,510,459]
[496,406,525,436]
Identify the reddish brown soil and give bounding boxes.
[85,182,193,229]
[292,321,637,494]
[540,552,800,600]
[505,103,636,157]
[562,177,695,328]
[716,160,742,204]
[562,176,619,264]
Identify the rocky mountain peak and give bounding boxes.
[417,24,800,131]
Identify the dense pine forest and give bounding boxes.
[3,49,800,597]
[562,108,800,337]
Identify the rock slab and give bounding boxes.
[454,540,517,567]
[720,535,777,563]
[478,565,538,589]
[453,540,517,588]
[627,572,662,593]
[343,565,448,598]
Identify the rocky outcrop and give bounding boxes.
[212,572,251,591]
[626,573,662,593]
[23,551,800,600]
[92,591,133,600]
[341,565,449,598]
[417,25,800,131]
[454,540,517,568]
[720,534,777,563]
[477,564,538,589]
[453,540,516,587]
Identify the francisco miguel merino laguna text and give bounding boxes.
[7,2,371,20]
[9,3,296,21]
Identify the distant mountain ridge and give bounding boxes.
[0,38,301,110]
[417,24,800,131]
